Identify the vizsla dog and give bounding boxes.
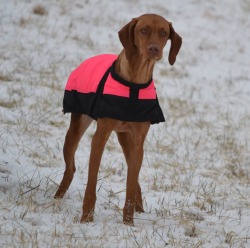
[54,14,182,226]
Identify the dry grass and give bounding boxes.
[1,0,250,247]
[1,76,250,247]
[32,5,47,16]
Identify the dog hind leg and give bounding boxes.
[54,113,93,199]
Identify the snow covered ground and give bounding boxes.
[1,0,250,247]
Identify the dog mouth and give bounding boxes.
[141,50,162,61]
[147,44,162,60]
[148,51,162,61]
[149,54,161,61]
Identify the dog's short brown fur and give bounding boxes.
[54,14,182,226]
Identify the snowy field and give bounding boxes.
[1,0,250,247]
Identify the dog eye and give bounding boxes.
[161,30,167,37]
[141,28,148,35]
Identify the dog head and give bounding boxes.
[118,14,182,65]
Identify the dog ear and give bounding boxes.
[118,18,138,59]
[168,23,182,65]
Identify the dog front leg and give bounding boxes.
[117,132,145,213]
[81,121,112,223]
[123,123,149,226]
[123,141,144,226]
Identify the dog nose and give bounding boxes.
[148,44,160,57]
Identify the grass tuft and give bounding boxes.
[32,5,47,16]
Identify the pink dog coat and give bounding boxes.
[63,54,165,124]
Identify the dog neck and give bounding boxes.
[115,50,156,84]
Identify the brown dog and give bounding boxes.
[54,14,182,226]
